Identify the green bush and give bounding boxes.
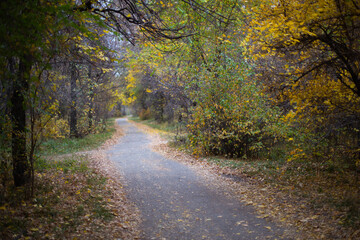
[186,60,288,158]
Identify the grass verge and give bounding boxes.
[39,118,116,156]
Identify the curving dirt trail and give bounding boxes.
[108,118,287,240]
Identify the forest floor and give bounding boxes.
[131,118,360,239]
[0,121,141,240]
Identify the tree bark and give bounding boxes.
[70,62,78,138]
[88,65,94,133]
[11,56,31,187]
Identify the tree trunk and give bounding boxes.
[70,62,78,138]
[11,56,31,187]
[88,65,94,133]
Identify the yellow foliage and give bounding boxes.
[122,67,141,105]
[245,0,360,130]
[283,73,360,126]
[40,117,69,139]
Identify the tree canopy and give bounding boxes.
[0,0,216,187]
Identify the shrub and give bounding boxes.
[139,108,151,120]
[187,69,288,158]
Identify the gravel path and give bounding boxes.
[108,118,287,240]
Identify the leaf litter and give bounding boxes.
[0,120,141,239]
[132,120,360,239]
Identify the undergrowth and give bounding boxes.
[0,155,114,239]
[39,118,116,156]
[0,119,120,239]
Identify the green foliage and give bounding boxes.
[35,155,89,173]
[185,40,288,157]
[187,89,285,157]
[124,0,291,158]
